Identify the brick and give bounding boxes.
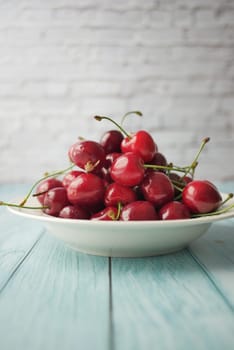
[101,0,156,10]
[148,11,172,28]
[195,8,234,27]
[173,0,232,9]
[0,27,43,45]
[136,28,185,46]
[81,97,126,116]
[185,27,234,46]
[71,81,132,97]
[43,27,134,46]
[172,9,194,28]
[53,9,148,29]
[19,81,69,97]
[171,46,234,61]
[219,97,234,115]
[211,80,234,95]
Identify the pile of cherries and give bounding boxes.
[2,111,233,221]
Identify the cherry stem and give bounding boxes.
[172,183,183,193]
[19,163,75,207]
[0,201,48,210]
[182,137,210,179]
[33,190,48,197]
[220,193,233,206]
[120,110,143,127]
[144,163,190,174]
[116,202,122,220]
[94,115,130,138]
[192,203,234,218]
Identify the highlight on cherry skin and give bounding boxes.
[1,111,233,221]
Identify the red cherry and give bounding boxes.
[62,170,83,189]
[95,167,112,184]
[105,152,122,168]
[149,152,167,168]
[91,206,118,221]
[141,172,174,208]
[59,205,90,219]
[110,152,145,187]
[183,176,192,184]
[67,173,105,207]
[104,182,137,207]
[68,140,105,172]
[182,180,222,214]
[100,130,124,154]
[43,187,69,216]
[120,201,158,221]
[36,178,63,205]
[121,130,157,162]
[159,201,191,220]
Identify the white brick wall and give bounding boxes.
[0,0,234,183]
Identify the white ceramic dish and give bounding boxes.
[8,194,234,257]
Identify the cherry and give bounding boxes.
[141,172,174,208]
[120,201,158,221]
[121,130,157,162]
[105,152,122,168]
[182,180,222,214]
[159,201,191,220]
[59,205,90,219]
[35,178,63,205]
[62,170,83,189]
[91,206,118,221]
[96,166,113,184]
[100,130,123,154]
[148,152,167,170]
[43,187,69,216]
[68,140,106,172]
[94,114,157,162]
[67,173,105,207]
[183,175,192,185]
[104,182,137,207]
[168,172,182,184]
[110,152,145,187]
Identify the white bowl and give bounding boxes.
[8,194,234,257]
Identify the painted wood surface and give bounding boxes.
[0,183,233,350]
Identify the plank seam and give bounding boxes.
[187,247,234,311]
[108,257,115,350]
[0,229,45,294]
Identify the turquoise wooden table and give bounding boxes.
[0,182,234,350]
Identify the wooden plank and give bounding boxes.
[0,183,44,291]
[188,181,234,307]
[0,234,110,350]
[111,250,234,350]
[189,220,234,307]
[0,184,110,350]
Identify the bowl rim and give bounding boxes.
[7,192,234,227]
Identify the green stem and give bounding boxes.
[172,183,183,193]
[19,163,75,207]
[220,193,233,206]
[182,137,210,179]
[144,163,190,174]
[116,202,122,220]
[120,110,143,127]
[192,203,234,218]
[0,201,48,210]
[94,116,130,138]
